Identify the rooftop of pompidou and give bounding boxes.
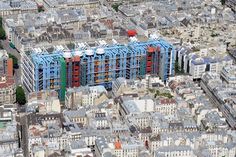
[22,37,175,100]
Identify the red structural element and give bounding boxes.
[147,56,152,60]
[73,77,79,81]
[145,140,149,149]
[146,61,152,66]
[72,61,80,87]
[66,57,80,87]
[146,45,159,74]
[74,56,80,62]
[147,46,156,53]
[127,30,137,37]
[146,67,152,72]
[146,45,153,74]
[114,141,122,149]
[73,71,79,75]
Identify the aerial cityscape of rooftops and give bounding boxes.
[0,0,235,156]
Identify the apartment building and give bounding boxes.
[0,76,16,105]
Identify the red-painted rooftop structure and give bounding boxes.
[127,30,137,37]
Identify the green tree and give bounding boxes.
[0,43,3,49]
[0,17,2,26]
[220,0,226,5]
[16,86,26,105]
[161,93,173,99]
[112,3,122,12]
[175,61,179,73]
[154,93,157,98]
[0,27,6,40]
[0,17,5,40]
[154,90,160,98]
[148,88,155,93]
[38,7,44,12]
[175,61,184,74]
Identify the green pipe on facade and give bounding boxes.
[60,57,66,101]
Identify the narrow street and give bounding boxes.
[16,113,29,157]
[1,40,28,155]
